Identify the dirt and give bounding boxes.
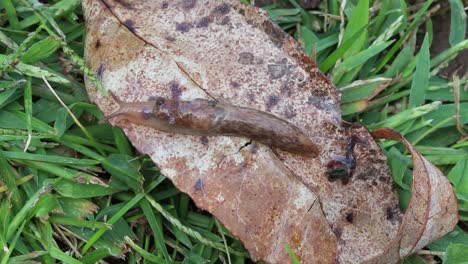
[431,3,468,77]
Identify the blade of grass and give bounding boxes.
[430,39,468,74]
[49,216,111,230]
[0,54,71,85]
[124,236,166,263]
[332,40,394,83]
[81,192,146,254]
[373,0,433,74]
[140,199,172,263]
[283,244,301,264]
[49,247,83,264]
[0,150,99,165]
[53,179,119,198]
[368,101,441,130]
[0,221,27,264]
[409,33,430,107]
[15,159,96,181]
[145,195,248,257]
[42,76,105,156]
[0,152,22,209]
[79,248,113,264]
[319,25,367,72]
[18,0,81,29]
[6,184,52,240]
[448,0,466,46]
[0,174,33,193]
[0,30,19,49]
[23,76,32,151]
[1,0,21,30]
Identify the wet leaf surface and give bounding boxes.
[82,1,458,262]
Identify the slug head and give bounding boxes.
[100,91,155,125]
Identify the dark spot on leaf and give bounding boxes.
[220,16,231,25]
[97,63,106,81]
[182,0,197,10]
[207,100,217,108]
[307,95,336,112]
[194,178,204,191]
[123,19,136,33]
[169,81,182,99]
[386,207,394,221]
[161,1,168,8]
[386,204,402,223]
[250,143,258,154]
[230,81,240,88]
[266,95,280,110]
[213,3,230,14]
[200,136,209,145]
[280,83,292,96]
[307,95,320,106]
[176,22,192,33]
[238,52,254,65]
[114,0,134,9]
[239,162,248,169]
[345,212,354,223]
[284,108,296,119]
[262,20,286,47]
[267,64,287,79]
[197,16,213,28]
[333,227,342,238]
[239,9,245,16]
[379,175,390,183]
[95,39,102,49]
[247,92,255,102]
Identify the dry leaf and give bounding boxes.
[82,1,458,263]
[368,128,458,262]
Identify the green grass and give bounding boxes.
[0,0,467,263]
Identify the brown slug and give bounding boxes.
[102,92,319,157]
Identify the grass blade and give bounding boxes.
[319,25,367,72]
[409,33,430,108]
[373,0,433,74]
[448,0,467,46]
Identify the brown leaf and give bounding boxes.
[368,128,458,263]
[82,1,458,263]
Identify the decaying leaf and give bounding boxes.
[82,0,458,263]
[368,128,458,262]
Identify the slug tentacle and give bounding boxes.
[103,92,320,157]
[99,92,128,123]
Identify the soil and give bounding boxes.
[431,3,468,77]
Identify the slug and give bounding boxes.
[102,92,319,157]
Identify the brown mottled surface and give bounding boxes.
[368,128,458,263]
[83,0,458,263]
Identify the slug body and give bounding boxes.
[103,93,319,157]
